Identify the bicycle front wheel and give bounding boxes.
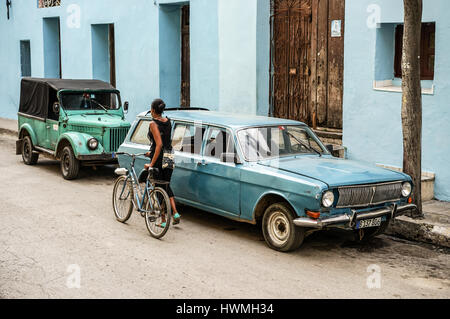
[112,176,134,223]
[144,187,171,239]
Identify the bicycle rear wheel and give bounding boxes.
[112,176,134,223]
[144,187,171,239]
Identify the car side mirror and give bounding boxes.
[123,101,129,113]
[53,102,60,115]
[220,153,242,165]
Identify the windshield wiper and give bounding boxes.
[283,130,322,157]
[90,99,109,112]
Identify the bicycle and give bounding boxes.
[112,152,171,239]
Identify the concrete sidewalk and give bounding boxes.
[1,116,449,248]
[387,200,450,248]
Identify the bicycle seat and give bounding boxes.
[138,168,160,183]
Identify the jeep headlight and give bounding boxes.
[402,182,412,197]
[322,191,335,208]
[87,138,99,150]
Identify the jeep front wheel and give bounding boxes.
[262,203,305,252]
[22,136,39,165]
[60,146,80,180]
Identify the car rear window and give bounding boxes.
[130,120,151,145]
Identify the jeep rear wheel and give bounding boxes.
[60,146,80,180]
[262,203,305,252]
[22,136,39,165]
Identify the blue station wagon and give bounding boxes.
[117,109,417,252]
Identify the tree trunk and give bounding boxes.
[402,0,423,218]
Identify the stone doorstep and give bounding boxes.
[376,164,435,201]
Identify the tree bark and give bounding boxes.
[402,0,423,218]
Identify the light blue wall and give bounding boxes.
[344,0,450,201]
[190,0,219,109]
[0,0,272,120]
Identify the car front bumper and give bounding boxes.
[293,203,417,229]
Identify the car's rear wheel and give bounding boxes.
[60,146,80,180]
[22,136,39,165]
[262,203,305,252]
[353,218,391,242]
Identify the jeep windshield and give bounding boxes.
[60,92,121,111]
[237,125,327,161]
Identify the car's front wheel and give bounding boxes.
[262,203,305,252]
[60,146,80,180]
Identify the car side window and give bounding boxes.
[172,123,206,155]
[130,120,151,145]
[204,127,235,160]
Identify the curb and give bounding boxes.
[386,215,450,248]
[0,127,17,136]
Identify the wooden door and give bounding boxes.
[270,0,345,130]
[270,0,312,124]
[181,5,190,107]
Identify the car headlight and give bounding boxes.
[322,191,335,208]
[87,138,99,150]
[402,182,412,197]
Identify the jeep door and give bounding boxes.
[194,126,241,217]
[45,118,59,150]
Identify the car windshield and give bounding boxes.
[237,125,327,161]
[60,92,121,111]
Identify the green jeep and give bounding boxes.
[16,78,131,180]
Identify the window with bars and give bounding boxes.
[394,23,436,80]
[38,0,61,8]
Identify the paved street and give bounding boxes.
[0,133,449,299]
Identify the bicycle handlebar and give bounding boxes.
[113,152,148,158]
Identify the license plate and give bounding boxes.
[356,216,386,229]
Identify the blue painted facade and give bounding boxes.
[343,0,450,201]
[1,0,448,200]
[0,0,270,122]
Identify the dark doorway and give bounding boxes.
[43,17,62,78]
[181,5,190,107]
[109,24,116,88]
[270,0,345,130]
[91,23,116,87]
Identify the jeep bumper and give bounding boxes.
[293,203,417,229]
[77,153,117,163]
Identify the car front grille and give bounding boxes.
[336,182,403,208]
[109,127,129,152]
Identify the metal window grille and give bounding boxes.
[39,0,61,8]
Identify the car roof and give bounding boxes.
[136,110,306,129]
[21,77,117,91]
